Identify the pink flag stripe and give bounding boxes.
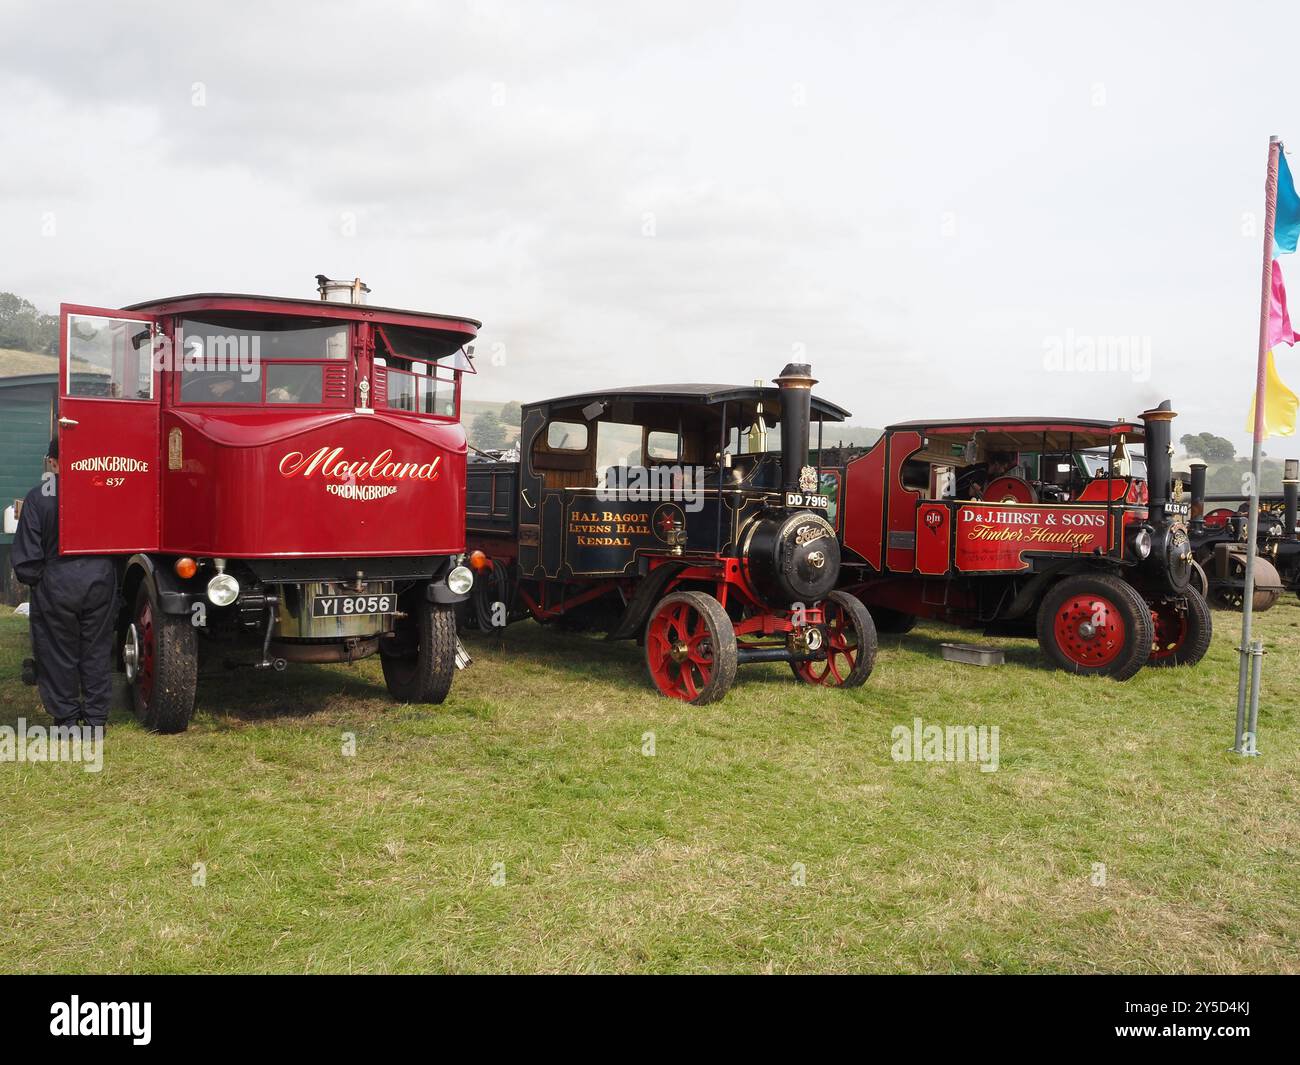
[1271,258,1300,350]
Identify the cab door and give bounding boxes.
[58,305,161,553]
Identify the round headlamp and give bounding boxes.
[446,565,474,596]
[1129,527,1153,560]
[207,572,240,607]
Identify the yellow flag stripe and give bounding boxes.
[1247,350,1299,438]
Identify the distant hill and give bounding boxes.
[0,346,57,378]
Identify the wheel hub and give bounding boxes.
[1053,594,1126,667]
[123,623,140,681]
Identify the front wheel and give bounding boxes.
[127,579,198,733]
[1148,588,1213,667]
[791,591,878,687]
[644,591,737,704]
[381,599,457,704]
[1036,574,1152,680]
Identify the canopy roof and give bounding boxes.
[531,382,851,430]
[123,292,481,335]
[887,417,1146,466]
[890,417,1143,448]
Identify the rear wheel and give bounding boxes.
[381,598,457,704]
[1036,574,1152,679]
[470,559,511,631]
[644,591,737,704]
[791,590,878,688]
[1148,588,1213,667]
[126,580,197,733]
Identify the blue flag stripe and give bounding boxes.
[1276,149,1300,257]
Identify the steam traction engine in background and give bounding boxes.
[817,402,1211,679]
[464,365,877,704]
[1184,458,1298,611]
[55,277,479,732]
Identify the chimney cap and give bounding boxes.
[1140,399,1177,421]
[774,362,817,389]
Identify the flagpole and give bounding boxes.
[1234,134,1281,755]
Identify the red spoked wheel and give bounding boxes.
[643,591,737,704]
[1035,574,1152,679]
[1203,508,1236,530]
[1148,588,1213,667]
[791,590,877,688]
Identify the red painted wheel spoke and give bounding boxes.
[679,662,699,700]
[827,652,846,684]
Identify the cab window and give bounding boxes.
[376,324,462,417]
[646,430,681,462]
[596,422,644,479]
[65,314,153,400]
[546,421,588,450]
[177,314,346,405]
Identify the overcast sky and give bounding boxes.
[2,0,1297,450]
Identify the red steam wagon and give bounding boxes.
[463,364,878,704]
[53,277,479,731]
[815,403,1210,679]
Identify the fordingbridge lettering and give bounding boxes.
[278,447,440,482]
[67,456,150,473]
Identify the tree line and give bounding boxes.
[470,400,522,450]
[0,292,57,354]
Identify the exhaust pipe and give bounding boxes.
[1140,400,1176,511]
[775,362,816,497]
[1189,462,1207,530]
[1285,458,1298,537]
[315,274,371,304]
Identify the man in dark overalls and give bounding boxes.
[11,439,117,728]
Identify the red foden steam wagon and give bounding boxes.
[462,364,878,704]
[814,403,1210,679]
[53,277,480,732]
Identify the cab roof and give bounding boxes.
[887,416,1146,451]
[123,292,481,336]
[531,382,851,422]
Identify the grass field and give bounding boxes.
[1,597,1297,974]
